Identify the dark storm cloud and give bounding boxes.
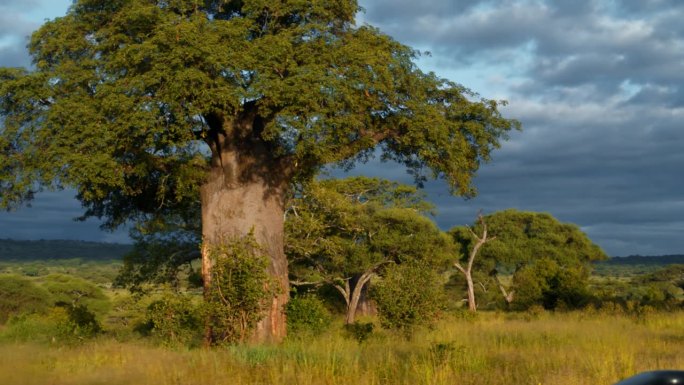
[1,1,682,255]
[0,191,130,243]
[0,1,127,243]
[363,0,545,64]
[363,0,684,98]
[357,0,684,256]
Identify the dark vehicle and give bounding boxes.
[614,371,684,385]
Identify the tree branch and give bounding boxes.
[494,274,514,303]
[289,279,324,287]
[333,279,351,306]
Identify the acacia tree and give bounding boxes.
[0,0,518,342]
[286,177,451,324]
[468,210,608,310]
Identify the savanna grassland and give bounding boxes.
[1,311,683,385]
[1,240,683,385]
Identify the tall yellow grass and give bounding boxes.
[1,311,682,385]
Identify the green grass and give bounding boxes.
[1,311,683,385]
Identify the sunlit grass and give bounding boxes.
[1,311,683,385]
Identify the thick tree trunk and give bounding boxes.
[200,112,291,344]
[346,283,361,324]
[333,279,352,322]
[356,283,378,318]
[344,271,374,324]
[333,275,374,325]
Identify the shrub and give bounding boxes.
[0,275,52,324]
[1,308,71,343]
[60,303,102,338]
[1,305,100,344]
[344,321,375,343]
[372,262,446,335]
[144,292,201,347]
[428,341,466,367]
[286,295,331,337]
[203,235,280,345]
[40,274,110,316]
[512,258,592,311]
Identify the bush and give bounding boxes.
[512,258,592,311]
[60,303,102,338]
[344,321,374,343]
[286,295,331,337]
[143,292,201,347]
[0,275,52,324]
[428,341,466,367]
[40,274,110,316]
[204,235,280,345]
[1,308,71,343]
[372,262,446,335]
[1,305,100,344]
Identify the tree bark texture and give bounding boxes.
[336,271,375,324]
[200,112,291,343]
[356,282,378,318]
[455,214,494,312]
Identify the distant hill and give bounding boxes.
[0,239,132,261]
[600,255,684,266]
[593,254,684,277]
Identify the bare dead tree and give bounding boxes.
[454,213,495,312]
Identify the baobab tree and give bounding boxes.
[0,0,518,342]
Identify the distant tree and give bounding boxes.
[448,213,495,312]
[286,176,452,324]
[453,210,607,310]
[41,274,110,316]
[511,256,592,310]
[0,275,52,323]
[627,264,684,309]
[0,0,517,342]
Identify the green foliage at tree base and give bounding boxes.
[343,321,375,343]
[204,235,280,345]
[285,295,332,337]
[372,262,446,335]
[140,292,201,347]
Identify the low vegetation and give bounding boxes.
[0,311,683,385]
[0,209,682,385]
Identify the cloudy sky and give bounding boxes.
[1,0,683,256]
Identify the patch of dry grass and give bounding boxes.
[1,311,683,385]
